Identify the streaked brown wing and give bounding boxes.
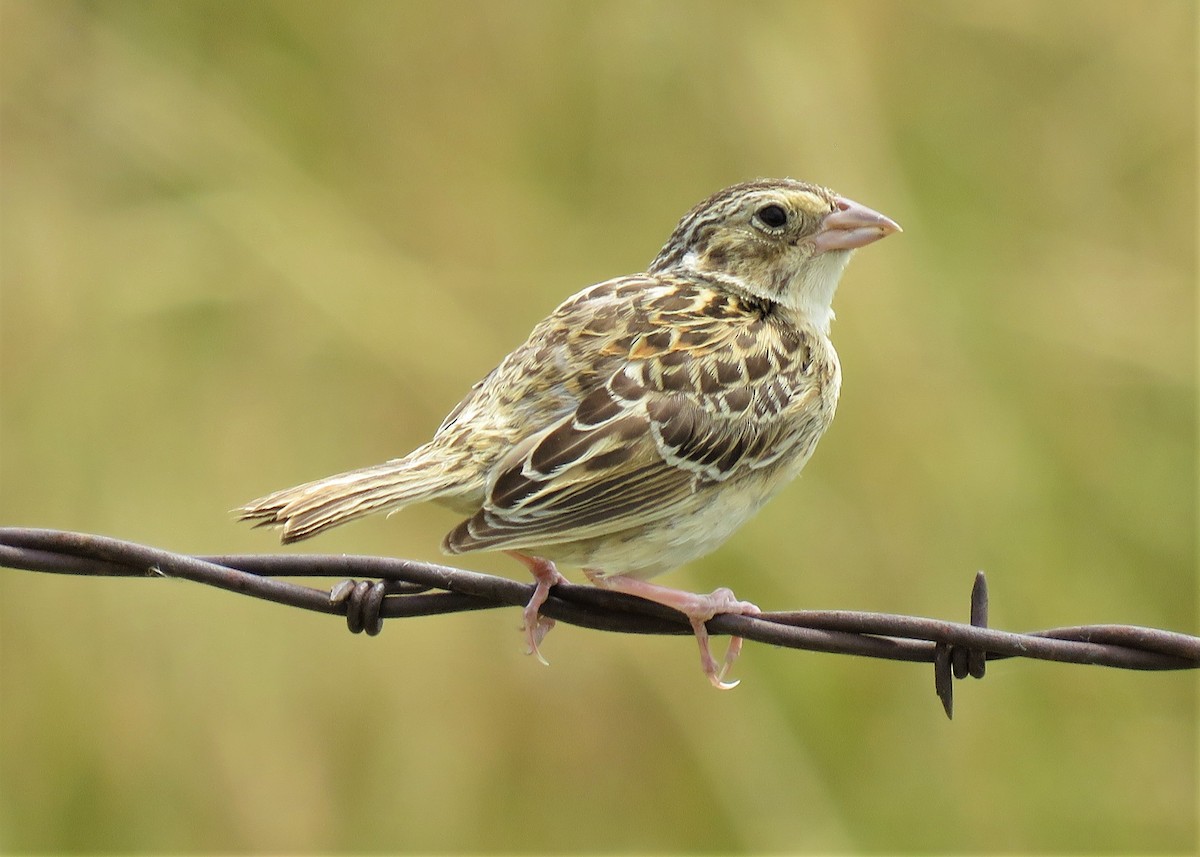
[443,276,824,554]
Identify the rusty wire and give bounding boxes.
[2,527,1196,718]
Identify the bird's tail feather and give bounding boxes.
[236,447,460,543]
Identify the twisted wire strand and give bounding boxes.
[2,527,1195,718]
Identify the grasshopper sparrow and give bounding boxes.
[238,178,900,688]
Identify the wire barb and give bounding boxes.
[2,527,1196,718]
[936,571,992,718]
[330,579,390,636]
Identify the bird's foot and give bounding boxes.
[684,588,760,689]
[585,574,759,689]
[506,552,566,666]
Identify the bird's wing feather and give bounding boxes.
[443,274,830,553]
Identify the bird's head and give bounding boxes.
[649,178,901,330]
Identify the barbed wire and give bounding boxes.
[2,527,1195,718]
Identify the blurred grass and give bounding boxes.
[0,0,1195,853]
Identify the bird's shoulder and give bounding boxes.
[562,271,838,422]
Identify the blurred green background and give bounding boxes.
[1,0,1195,853]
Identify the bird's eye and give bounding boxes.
[756,204,788,229]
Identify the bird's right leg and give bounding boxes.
[505,551,566,666]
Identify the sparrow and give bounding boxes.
[237,178,901,688]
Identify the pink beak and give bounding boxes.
[812,196,902,253]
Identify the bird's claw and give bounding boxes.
[694,616,751,690]
[711,634,745,689]
[523,608,556,666]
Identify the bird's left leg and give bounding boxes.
[584,570,759,689]
[506,551,566,665]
